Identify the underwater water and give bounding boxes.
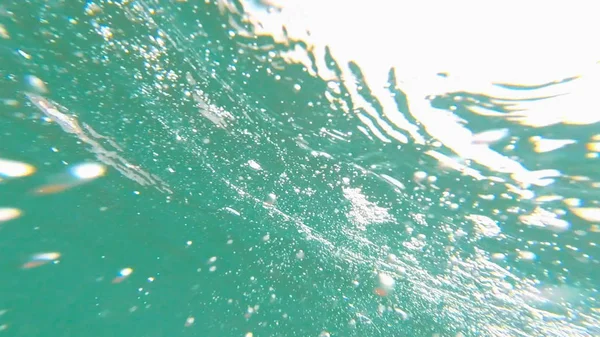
[1,1,599,336]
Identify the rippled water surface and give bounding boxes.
[1,1,599,336]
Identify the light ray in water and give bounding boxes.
[25,92,173,194]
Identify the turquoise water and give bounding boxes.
[1,1,599,336]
